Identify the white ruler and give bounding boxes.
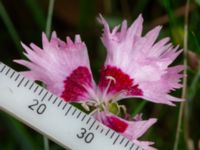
[0,62,143,150]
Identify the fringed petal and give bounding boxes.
[98,14,183,105]
[14,32,97,102]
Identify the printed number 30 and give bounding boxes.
[28,99,46,115]
[77,128,94,143]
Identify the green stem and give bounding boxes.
[43,0,55,150]
[0,1,23,57]
[173,0,190,149]
[43,136,50,150]
[45,0,55,38]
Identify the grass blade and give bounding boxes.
[173,0,190,149]
[43,0,55,149]
[45,0,55,38]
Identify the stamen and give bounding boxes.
[119,105,127,115]
[81,103,90,111]
[102,76,116,101]
[85,100,99,107]
[89,107,99,116]
[106,76,116,84]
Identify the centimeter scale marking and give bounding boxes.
[0,62,143,150]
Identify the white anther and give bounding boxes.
[81,103,90,111]
[106,76,116,84]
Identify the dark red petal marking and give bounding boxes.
[98,65,143,96]
[104,116,128,133]
[127,85,143,96]
[61,66,92,102]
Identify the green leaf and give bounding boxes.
[195,0,200,5]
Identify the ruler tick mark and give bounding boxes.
[110,132,115,139]
[72,109,77,116]
[24,80,29,87]
[125,140,130,147]
[120,137,125,144]
[10,71,15,78]
[89,120,96,130]
[29,82,34,90]
[15,74,20,81]
[0,65,6,72]
[86,117,91,124]
[17,77,25,87]
[135,146,139,150]
[62,103,67,110]
[38,88,44,95]
[48,94,53,101]
[57,100,63,107]
[41,91,48,101]
[100,129,104,133]
[113,134,120,145]
[76,111,81,118]
[53,97,58,104]
[96,124,100,130]
[81,114,86,121]
[129,143,134,150]
[34,85,39,92]
[105,129,110,136]
[65,105,72,116]
[5,68,11,75]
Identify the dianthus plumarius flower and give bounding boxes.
[14,14,183,150]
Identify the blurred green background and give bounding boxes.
[0,0,200,149]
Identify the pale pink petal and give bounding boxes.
[135,65,184,105]
[98,15,183,105]
[123,117,157,140]
[93,111,157,150]
[14,32,97,102]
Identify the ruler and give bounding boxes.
[0,62,143,150]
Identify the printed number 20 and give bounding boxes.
[28,99,46,115]
[77,128,94,144]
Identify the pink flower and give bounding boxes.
[14,15,183,150]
